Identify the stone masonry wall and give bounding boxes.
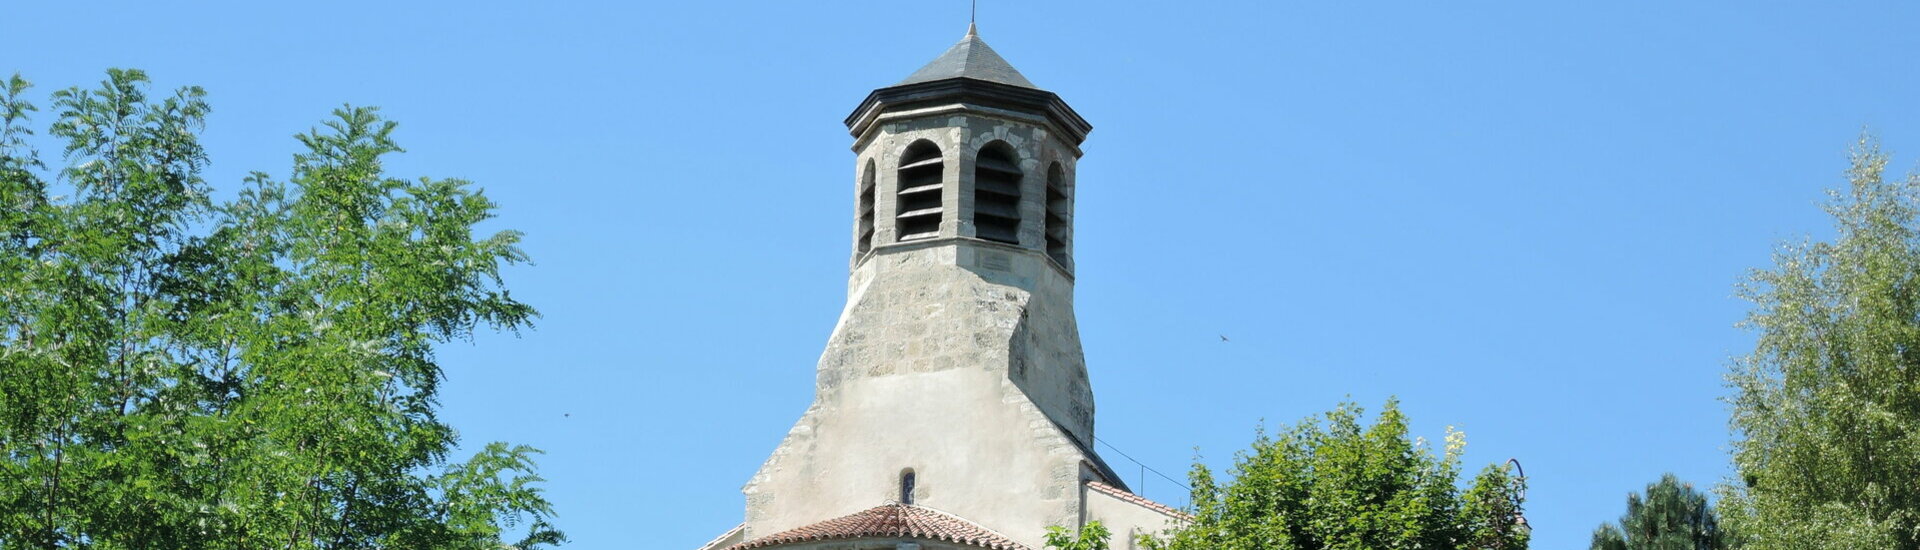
[744,242,1093,549]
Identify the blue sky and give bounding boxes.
[9,1,1920,548]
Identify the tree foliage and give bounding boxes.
[0,70,560,549]
[1720,137,1920,550]
[1590,474,1732,550]
[1045,520,1111,550]
[1142,399,1528,550]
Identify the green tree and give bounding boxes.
[1045,520,1112,550]
[1720,137,1920,550]
[1141,399,1528,550]
[1590,474,1733,550]
[0,70,560,549]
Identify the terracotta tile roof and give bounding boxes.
[724,504,1030,550]
[1087,481,1193,522]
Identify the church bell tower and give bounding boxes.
[699,25,1185,550]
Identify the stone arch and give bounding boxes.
[896,139,945,241]
[1044,161,1069,265]
[972,140,1022,244]
[857,158,877,255]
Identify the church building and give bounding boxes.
[696,25,1186,550]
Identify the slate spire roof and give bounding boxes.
[897,23,1037,89]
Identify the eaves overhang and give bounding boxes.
[845,77,1093,147]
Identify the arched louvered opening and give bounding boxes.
[973,142,1021,245]
[857,159,876,255]
[1045,162,1069,265]
[896,140,944,242]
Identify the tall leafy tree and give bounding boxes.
[1720,137,1920,550]
[0,68,215,548]
[0,70,561,549]
[1590,474,1732,550]
[1142,399,1528,550]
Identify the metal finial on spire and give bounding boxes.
[967,0,979,37]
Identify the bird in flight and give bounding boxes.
[1219,335,1230,343]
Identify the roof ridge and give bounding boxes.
[1086,480,1194,521]
[694,523,745,550]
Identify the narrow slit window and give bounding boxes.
[1045,162,1069,264]
[896,141,944,241]
[973,142,1021,245]
[858,160,876,254]
[900,469,917,504]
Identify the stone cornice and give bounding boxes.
[855,236,1075,283]
[846,78,1092,148]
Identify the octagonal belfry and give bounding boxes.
[696,25,1186,550]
